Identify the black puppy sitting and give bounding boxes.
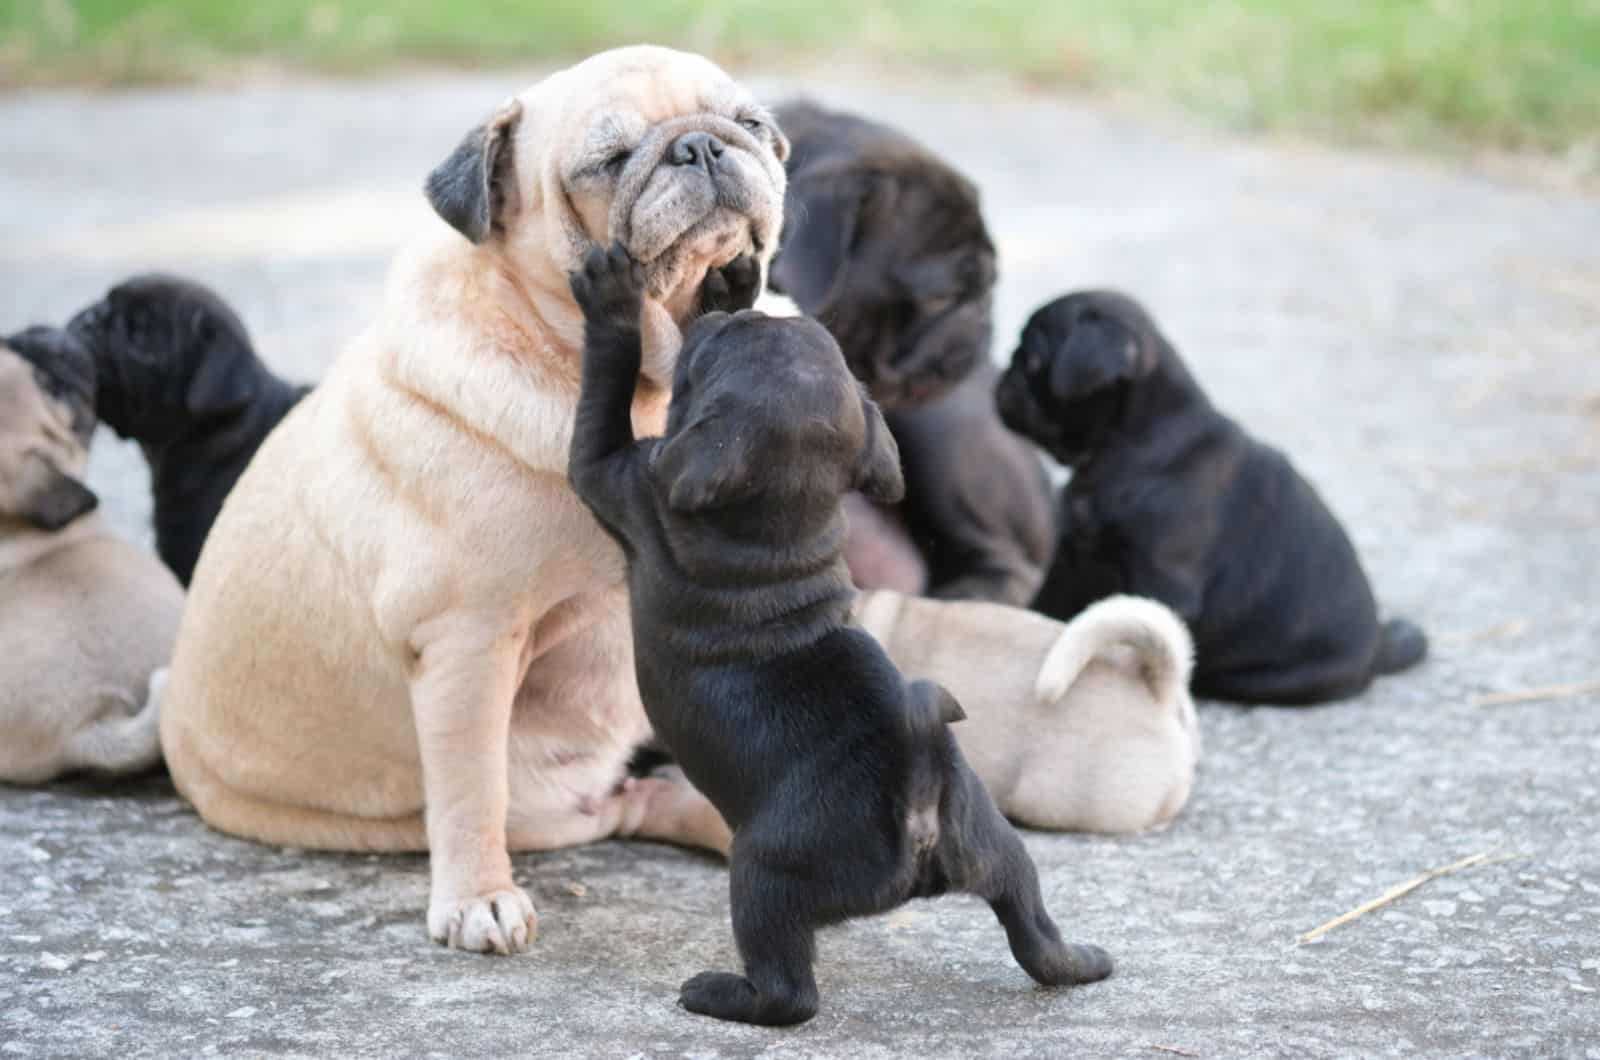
[65,275,310,585]
[997,290,1428,705]
[568,244,1112,1026]
[768,100,1055,605]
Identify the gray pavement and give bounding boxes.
[2,69,1598,1059]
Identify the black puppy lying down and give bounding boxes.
[997,290,1427,705]
[568,245,1112,1026]
[65,275,310,585]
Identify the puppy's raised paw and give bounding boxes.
[569,241,646,325]
[698,255,761,315]
[428,887,537,955]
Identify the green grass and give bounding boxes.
[3,0,1598,154]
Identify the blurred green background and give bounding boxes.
[3,0,1598,156]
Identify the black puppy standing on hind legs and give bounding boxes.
[567,243,1113,1026]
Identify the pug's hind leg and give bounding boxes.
[949,770,1114,988]
[680,857,819,1026]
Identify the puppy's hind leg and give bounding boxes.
[946,766,1113,988]
[60,669,166,776]
[680,855,820,1026]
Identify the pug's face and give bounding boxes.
[768,101,997,409]
[996,291,1160,468]
[0,337,99,534]
[426,46,790,333]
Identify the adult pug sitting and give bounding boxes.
[160,47,789,955]
[767,100,1055,605]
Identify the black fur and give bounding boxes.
[769,99,1053,605]
[66,275,311,585]
[568,243,1111,1025]
[997,290,1428,705]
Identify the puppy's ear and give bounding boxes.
[768,175,864,310]
[654,415,755,514]
[425,99,524,244]
[853,385,904,504]
[184,318,261,417]
[14,456,98,531]
[1049,312,1140,403]
[907,679,967,729]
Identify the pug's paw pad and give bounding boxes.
[428,887,537,955]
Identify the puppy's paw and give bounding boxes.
[427,887,537,955]
[1028,941,1115,988]
[569,242,646,326]
[680,970,816,1026]
[698,255,761,314]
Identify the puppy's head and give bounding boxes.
[0,337,99,533]
[67,274,265,442]
[652,311,903,516]
[996,291,1164,468]
[425,46,789,336]
[768,100,996,409]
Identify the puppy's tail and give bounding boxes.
[1372,617,1428,675]
[1034,595,1194,705]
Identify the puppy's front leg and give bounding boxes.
[1030,498,1127,620]
[569,242,649,533]
[411,619,534,955]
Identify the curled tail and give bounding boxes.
[1373,617,1428,675]
[1035,595,1194,704]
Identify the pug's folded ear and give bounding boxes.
[853,385,904,504]
[425,99,524,244]
[184,320,262,418]
[1049,312,1141,404]
[653,415,756,514]
[14,456,99,531]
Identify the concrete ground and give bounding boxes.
[2,68,1598,1059]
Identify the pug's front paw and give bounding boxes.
[428,886,537,955]
[569,241,647,327]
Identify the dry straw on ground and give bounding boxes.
[1297,851,1519,944]
[1472,678,1600,707]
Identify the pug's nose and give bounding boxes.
[671,131,726,171]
